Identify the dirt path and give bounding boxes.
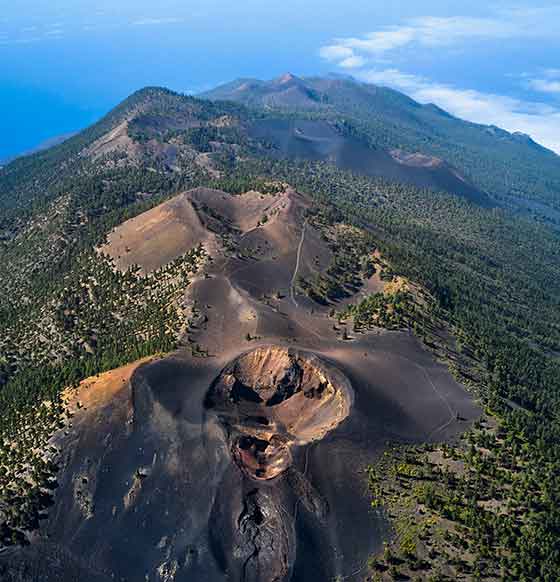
[423,368,457,439]
[372,349,457,441]
[290,221,307,308]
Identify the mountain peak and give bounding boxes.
[274,72,300,84]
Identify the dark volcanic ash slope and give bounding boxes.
[1,186,480,582]
[249,118,489,206]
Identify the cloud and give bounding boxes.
[12,37,44,45]
[529,79,560,95]
[357,68,560,154]
[339,55,367,69]
[528,70,560,95]
[319,45,354,62]
[0,27,64,46]
[320,8,560,68]
[131,17,183,26]
[361,69,426,91]
[45,28,64,37]
[338,26,417,55]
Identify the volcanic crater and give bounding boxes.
[205,346,354,480]
[4,186,481,582]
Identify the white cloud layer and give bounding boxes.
[529,79,560,95]
[339,55,367,69]
[528,70,560,95]
[0,13,185,46]
[320,8,560,66]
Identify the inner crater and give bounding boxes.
[205,346,354,480]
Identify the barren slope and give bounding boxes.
[2,186,480,582]
[249,118,490,206]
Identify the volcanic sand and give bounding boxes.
[5,187,480,582]
[248,118,491,206]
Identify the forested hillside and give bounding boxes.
[1,83,560,579]
[204,74,560,218]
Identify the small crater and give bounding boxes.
[206,346,353,480]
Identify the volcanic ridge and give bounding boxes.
[3,183,480,582]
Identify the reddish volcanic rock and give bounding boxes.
[205,345,354,480]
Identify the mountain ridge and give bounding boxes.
[0,83,492,219]
[203,72,557,155]
[202,73,560,214]
[1,73,560,582]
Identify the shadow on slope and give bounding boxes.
[250,119,491,206]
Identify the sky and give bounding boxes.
[1,1,560,160]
